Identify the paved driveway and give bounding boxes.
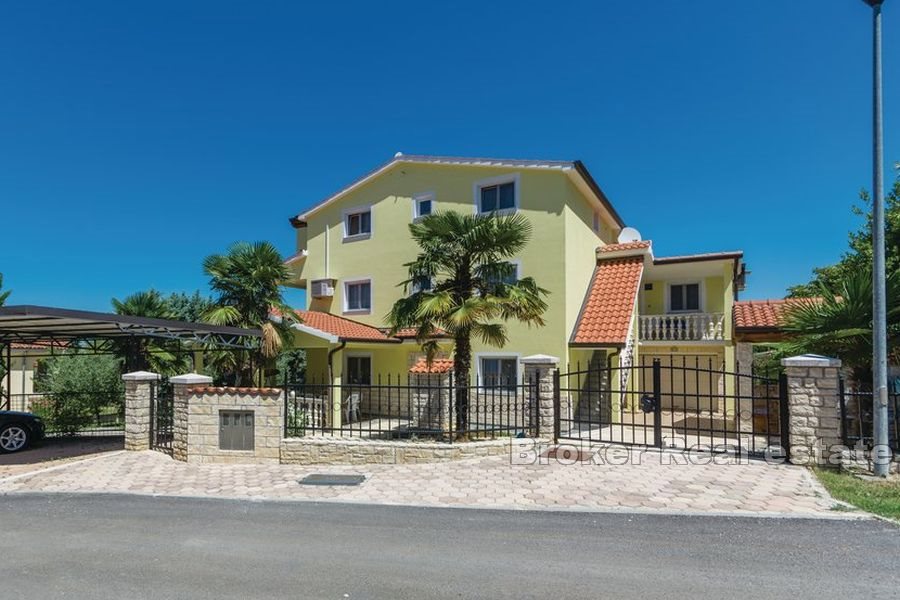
[0,447,850,518]
[0,437,122,478]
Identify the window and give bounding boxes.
[345,280,372,312]
[669,283,701,312]
[414,193,434,219]
[485,261,519,292]
[344,208,371,239]
[478,181,516,214]
[480,357,518,389]
[410,275,433,294]
[346,356,371,385]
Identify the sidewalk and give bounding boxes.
[0,447,855,518]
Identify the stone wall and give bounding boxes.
[183,386,283,464]
[280,436,547,465]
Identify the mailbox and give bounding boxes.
[219,410,255,451]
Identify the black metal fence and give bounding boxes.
[557,356,788,456]
[839,379,900,451]
[150,379,174,454]
[283,373,539,441]
[14,391,125,437]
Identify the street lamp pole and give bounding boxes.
[863,0,890,477]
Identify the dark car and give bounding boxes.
[0,411,45,453]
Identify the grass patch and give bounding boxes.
[815,468,900,521]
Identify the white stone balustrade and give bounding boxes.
[638,313,726,342]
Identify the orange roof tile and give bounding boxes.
[733,298,819,330]
[389,327,450,339]
[9,341,67,350]
[294,310,398,342]
[409,358,455,374]
[571,256,644,345]
[597,240,651,254]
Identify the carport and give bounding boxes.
[0,304,261,411]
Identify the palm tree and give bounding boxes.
[112,289,188,374]
[781,268,900,387]
[387,211,549,438]
[203,241,298,385]
[0,273,10,306]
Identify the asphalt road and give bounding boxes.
[1,494,898,600]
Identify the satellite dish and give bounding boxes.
[617,227,642,244]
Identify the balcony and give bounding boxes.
[638,313,726,342]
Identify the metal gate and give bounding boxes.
[555,357,788,457]
[150,379,174,455]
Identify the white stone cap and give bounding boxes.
[521,354,560,366]
[781,354,842,368]
[170,373,214,385]
[121,371,161,382]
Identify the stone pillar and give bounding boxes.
[781,354,843,466]
[411,371,452,432]
[169,373,213,462]
[522,354,560,439]
[122,371,160,451]
[736,342,754,433]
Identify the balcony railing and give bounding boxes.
[638,313,726,342]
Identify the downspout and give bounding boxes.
[327,341,346,382]
[326,340,346,429]
[607,348,620,370]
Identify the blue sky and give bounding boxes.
[0,0,897,311]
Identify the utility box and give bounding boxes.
[219,410,255,451]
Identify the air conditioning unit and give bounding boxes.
[310,279,336,298]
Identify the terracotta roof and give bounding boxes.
[388,327,450,339]
[9,341,66,350]
[733,298,819,331]
[571,256,644,345]
[294,310,398,343]
[409,358,455,374]
[597,241,651,254]
[188,386,281,395]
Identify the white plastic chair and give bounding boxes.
[343,393,361,424]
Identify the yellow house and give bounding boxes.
[2,343,44,412]
[283,154,746,427]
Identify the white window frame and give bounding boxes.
[344,352,373,385]
[473,173,520,216]
[342,205,373,241]
[412,191,435,221]
[665,280,704,314]
[475,352,521,389]
[343,277,373,314]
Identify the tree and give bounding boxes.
[781,267,900,387]
[33,353,123,435]
[789,173,900,297]
[202,241,298,385]
[111,289,189,374]
[0,273,10,306]
[387,211,549,439]
[165,291,214,323]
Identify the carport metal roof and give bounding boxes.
[0,305,261,349]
